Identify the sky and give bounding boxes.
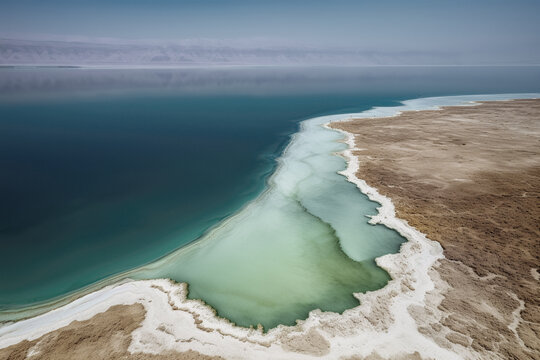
[1,0,539,63]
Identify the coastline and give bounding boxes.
[331,97,540,359]
[1,94,539,359]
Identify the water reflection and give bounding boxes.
[1,66,540,102]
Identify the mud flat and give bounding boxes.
[1,95,539,359]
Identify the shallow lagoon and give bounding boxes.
[130,114,404,328]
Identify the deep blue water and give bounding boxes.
[1,66,539,309]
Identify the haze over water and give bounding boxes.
[1,66,540,327]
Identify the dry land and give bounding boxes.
[331,99,540,359]
[0,304,222,360]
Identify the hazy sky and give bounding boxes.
[1,0,539,61]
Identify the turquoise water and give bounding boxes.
[1,66,540,326]
[130,115,404,329]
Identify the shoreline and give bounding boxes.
[1,93,539,359]
[331,97,540,359]
[0,109,291,324]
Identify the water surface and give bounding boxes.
[1,66,540,326]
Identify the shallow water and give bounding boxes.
[128,92,540,329]
[130,116,404,329]
[1,66,540,326]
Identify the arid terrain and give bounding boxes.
[0,304,222,360]
[332,99,540,359]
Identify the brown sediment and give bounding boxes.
[280,328,330,356]
[331,99,540,359]
[0,304,223,360]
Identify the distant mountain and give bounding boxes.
[0,38,461,66]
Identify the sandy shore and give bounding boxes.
[1,96,539,359]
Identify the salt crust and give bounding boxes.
[1,94,538,359]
